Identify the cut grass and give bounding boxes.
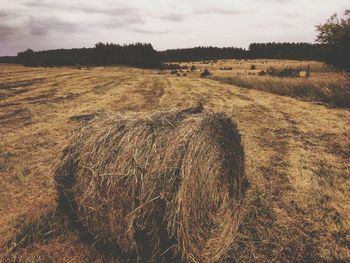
[0,63,349,262]
[1,206,67,261]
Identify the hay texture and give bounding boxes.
[55,107,246,263]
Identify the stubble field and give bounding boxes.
[0,60,349,262]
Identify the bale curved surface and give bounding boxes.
[55,108,246,263]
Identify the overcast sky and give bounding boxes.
[0,0,348,55]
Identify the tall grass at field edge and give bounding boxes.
[212,75,350,108]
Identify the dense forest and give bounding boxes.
[248,43,326,60]
[160,43,325,62]
[0,56,18,64]
[16,43,161,68]
[159,47,247,61]
[0,42,328,68]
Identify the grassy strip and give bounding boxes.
[211,75,350,108]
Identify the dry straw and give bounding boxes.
[55,105,247,263]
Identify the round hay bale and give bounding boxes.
[54,108,246,263]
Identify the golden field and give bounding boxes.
[0,60,349,262]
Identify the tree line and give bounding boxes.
[16,42,162,68]
[159,47,247,61]
[248,43,326,60]
[10,42,327,68]
[160,43,329,62]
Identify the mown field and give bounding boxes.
[0,61,349,262]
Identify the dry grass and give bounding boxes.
[175,59,349,108]
[0,63,349,262]
[177,59,330,72]
[211,75,350,108]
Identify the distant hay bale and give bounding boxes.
[54,106,246,262]
[299,71,310,78]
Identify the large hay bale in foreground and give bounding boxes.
[55,107,246,263]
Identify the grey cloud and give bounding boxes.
[0,10,8,18]
[0,0,142,40]
[279,21,294,28]
[0,24,17,39]
[24,0,70,10]
[80,6,137,16]
[0,7,23,19]
[160,13,185,22]
[28,17,77,36]
[0,14,80,40]
[211,7,243,15]
[99,16,144,29]
[284,12,304,18]
[138,3,250,24]
[25,0,78,10]
[131,28,170,34]
[195,6,251,16]
[0,9,23,40]
[25,0,138,17]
